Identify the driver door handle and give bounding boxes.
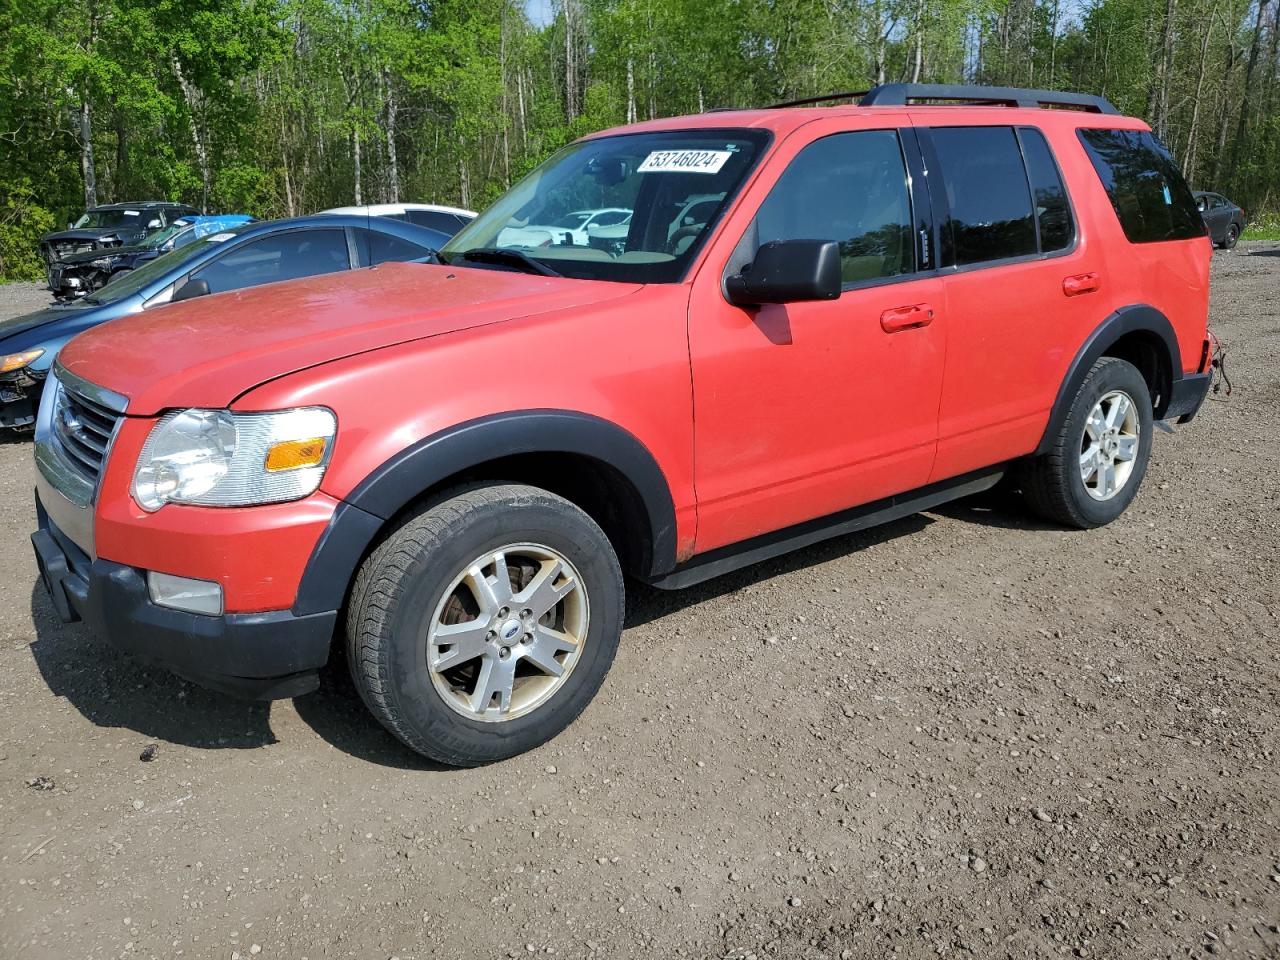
[880,303,934,333]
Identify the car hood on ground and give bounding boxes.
[57,244,147,266]
[57,262,644,415]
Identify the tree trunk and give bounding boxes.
[1228,0,1272,178]
[170,53,210,212]
[1145,0,1177,139]
[383,69,399,203]
[911,0,925,83]
[352,127,362,206]
[459,146,471,209]
[626,57,636,123]
[1183,6,1216,182]
[79,96,97,209]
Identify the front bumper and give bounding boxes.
[32,503,337,700]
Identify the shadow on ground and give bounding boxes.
[28,487,1047,767]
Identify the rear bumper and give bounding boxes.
[32,503,336,700]
[1164,371,1212,424]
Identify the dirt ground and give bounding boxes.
[0,246,1277,960]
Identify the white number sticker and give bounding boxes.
[638,149,732,175]
[206,232,236,242]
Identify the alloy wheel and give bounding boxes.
[426,543,588,722]
[1079,389,1140,501]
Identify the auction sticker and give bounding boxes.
[638,149,732,174]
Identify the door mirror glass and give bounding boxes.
[724,239,842,306]
[171,277,211,302]
[147,219,162,229]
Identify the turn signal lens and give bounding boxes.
[264,437,328,472]
[1,349,44,373]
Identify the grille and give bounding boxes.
[51,381,122,487]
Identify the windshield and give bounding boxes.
[87,228,249,303]
[441,129,769,283]
[72,208,148,230]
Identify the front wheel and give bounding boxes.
[1221,223,1240,250]
[1019,356,1153,529]
[345,483,624,766]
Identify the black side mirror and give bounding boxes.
[172,278,211,302]
[725,239,842,307]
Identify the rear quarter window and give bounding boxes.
[1077,129,1206,243]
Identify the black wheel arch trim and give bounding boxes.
[292,410,679,617]
[1035,304,1184,456]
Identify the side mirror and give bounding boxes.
[171,277,211,302]
[724,239,842,307]
[147,218,162,229]
[66,222,73,230]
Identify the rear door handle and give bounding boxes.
[1062,272,1101,297]
[880,303,934,333]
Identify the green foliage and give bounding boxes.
[0,182,56,282]
[1,0,1278,279]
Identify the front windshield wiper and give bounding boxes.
[446,247,562,278]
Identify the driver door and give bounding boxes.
[688,120,946,552]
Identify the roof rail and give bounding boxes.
[859,83,1119,114]
[767,91,870,109]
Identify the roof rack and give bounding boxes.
[766,91,870,109]
[858,83,1119,114]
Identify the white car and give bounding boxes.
[322,203,477,237]
[498,207,632,248]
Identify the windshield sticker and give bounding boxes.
[124,209,140,215]
[206,232,236,242]
[638,149,732,175]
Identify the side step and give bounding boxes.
[645,466,1007,591]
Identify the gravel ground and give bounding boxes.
[1,247,1277,960]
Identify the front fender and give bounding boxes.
[291,410,678,617]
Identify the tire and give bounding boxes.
[1221,223,1240,250]
[346,483,624,766]
[1019,356,1153,529]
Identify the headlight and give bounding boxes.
[1,348,44,373]
[90,257,113,269]
[132,407,337,512]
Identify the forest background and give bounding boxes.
[2,0,1278,279]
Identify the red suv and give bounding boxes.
[32,84,1214,765]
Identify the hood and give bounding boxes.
[58,262,643,415]
[42,228,138,245]
[58,244,147,266]
[0,302,96,343]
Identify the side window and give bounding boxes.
[365,228,435,266]
[406,209,467,235]
[171,230,197,250]
[1077,129,1206,243]
[749,130,914,285]
[192,229,349,293]
[1017,127,1074,253]
[930,126,1037,265]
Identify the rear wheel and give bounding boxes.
[345,483,624,766]
[1019,356,1153,529]
[1221,223,1240,249]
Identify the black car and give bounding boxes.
[46,215,254,301]
[38,202,197,272]
[1193,191,1246,249]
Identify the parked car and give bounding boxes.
[322,202,476,237]
[498,207,632,248]
[32,84,1214,768]
[39,202,197,270]
[2,214,446,429]
[1193,191,1246,248]
[47,215,255,301]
